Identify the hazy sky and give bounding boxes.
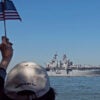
[0,0,100,71]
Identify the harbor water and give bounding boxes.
[50,76,100,100]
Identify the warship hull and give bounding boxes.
[47,69,100,76]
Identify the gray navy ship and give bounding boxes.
[45,54,100,76]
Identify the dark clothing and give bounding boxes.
[0,68,12,100]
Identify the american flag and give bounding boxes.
[0,0,21,21]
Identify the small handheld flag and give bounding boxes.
[0,0,21,37]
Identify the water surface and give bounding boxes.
[50,76,100,100]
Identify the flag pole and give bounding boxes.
[3,15,7,37]
[2,0,7,37]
